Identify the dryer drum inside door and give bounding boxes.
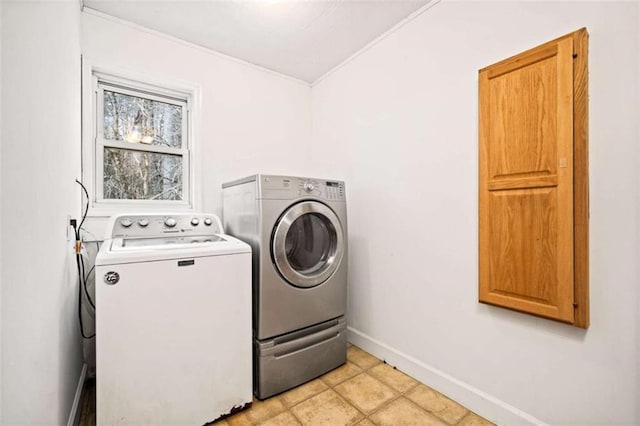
[272,201,344,288]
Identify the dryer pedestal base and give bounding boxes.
[255,317,346,399]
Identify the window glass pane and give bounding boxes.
[103,147,183,200]
[103,90,183,148]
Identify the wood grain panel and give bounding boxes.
[488,55,557,181]
[488,189,557,304]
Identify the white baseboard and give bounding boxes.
[346,327,547,426]
[67,363,88,426]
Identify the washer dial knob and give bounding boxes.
[204,217,213,226]
[164,217,177,228]
[138,219,149,227]
[303,182,315,192]
[191,218,200,226]
[120,219,133,228]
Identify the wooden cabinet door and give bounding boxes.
[479,29,588,327]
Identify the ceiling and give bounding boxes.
[82,0,432,83]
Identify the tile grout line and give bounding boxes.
[455,412,475,426]
[355,362,422,425]
[339,348,406,425]
[324,347,385,425]
[287,402,304,426]
[344,348,388,423]
[324,362,372,424]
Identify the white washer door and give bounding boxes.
[272,201,344,288]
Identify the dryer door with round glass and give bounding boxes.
[272,201,344,288]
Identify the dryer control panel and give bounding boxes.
[323,180,345,200]
[105,213,223,240]
[259,175,346,201]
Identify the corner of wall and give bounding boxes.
[636,5,640,423]
[0,0,4,421]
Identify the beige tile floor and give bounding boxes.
[215,345,493,426]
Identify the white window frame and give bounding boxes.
[82,59,201,219]
[95,81,190,204]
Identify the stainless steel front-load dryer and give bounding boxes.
[222,175,348,399]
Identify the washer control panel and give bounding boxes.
[107,213,223,239]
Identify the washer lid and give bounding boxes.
[96,233,251,266]
[111,235,226,251]
[272,201,344,288]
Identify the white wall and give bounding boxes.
[1,2,83,425]
[81,10,312,225]
[311,1,639,424]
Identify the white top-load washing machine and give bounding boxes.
[222,175,348,399]
[95,213,252,425]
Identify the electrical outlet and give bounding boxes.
[67,215,77,242]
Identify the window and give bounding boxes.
[83,65,199,216]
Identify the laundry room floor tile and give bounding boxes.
[281,379,329,407]
[334,373,397,414]
[290,389,363,426]
[320,361,363,386]
[77,345,494,426]
[257,410,302,426]
[406,384,470,424]
[367,362,419,393]
[369,397,447,426]
[457,412,496,426]
[346,345,383,369]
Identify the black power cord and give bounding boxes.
[74,179,95,339]
[79,254,95,309]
